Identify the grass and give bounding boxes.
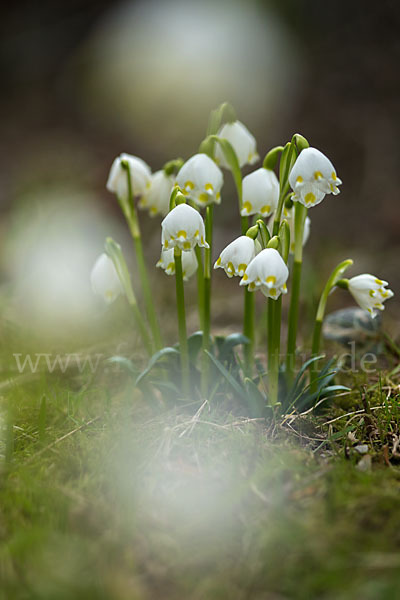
[1,351,400,599]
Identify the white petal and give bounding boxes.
[161,203,209,251]
[176,153,223,207]
[90,253,123,304]
[215,236,258,277]
[106,153,151,200]
[241,168,279,217]
[215,121,258,168]
[139,170,174,217]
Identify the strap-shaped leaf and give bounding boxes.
[135,347,179,386]
[204,350,247,401]
[219,333,250,362]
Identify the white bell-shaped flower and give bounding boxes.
[269,207,311,254]
[90,253,124,304]
[176,153,223,208]
[289,147,342,208]
[138,170,174,217]
[241,168,279,217]
[106,153,151,200]
[239,248,288,299]
[348,274,394,317]
[156,248,198,281]
[215,121,259,168]
[214,235,261,278]
[161,203,209,251]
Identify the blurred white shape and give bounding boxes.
[81,0,302,152]
[5,188,126,333]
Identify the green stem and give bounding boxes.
[268,296,282,406]
[127,296,154,357]
[309,259,353,390]
[286,202,307,383]
[123,166,163,350]
[195,246,205,331]
[241,215,254,375]
[243,289,255,375]
[105,237,154,357]
[201,205,213,396]
[174,249,190,396]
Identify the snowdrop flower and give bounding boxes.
[214,236,261,278]
[215,121,259,168]
[90,253,123,304]
[347,275,394,317]
[161,203,209,251]
[241,168,279,217]
[176,153,223,208]
[239,248,288,299]
[106,153,151,200]
[269,207,311,253]
[156,248,198,281]
[289,147,342,208]
[138,170,174,217]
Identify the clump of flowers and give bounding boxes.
[92,102,394,409]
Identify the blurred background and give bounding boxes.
[0,0,399,346]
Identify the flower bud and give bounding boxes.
[269,207,311,254]
[90,253,124,304]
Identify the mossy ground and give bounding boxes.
[1,353,400,600]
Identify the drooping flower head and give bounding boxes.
[161,203,209,251]
[214,235,261,278]
[176,153,223,208]
[90,253,124,304]
[241,168,279,217]
[289,147,342,208]
[138,170,174,217]
[106,153,151,200]
[156,248,198,281]
[215,120,259,168]
[347,274,394,318]
[239,248,289,299]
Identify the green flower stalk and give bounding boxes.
[239,237,289,406]
[286,201,308,380]
[102,238,154,356]
[161,200,209,395]
[202,205,213,395]
[107,154,163,350]
[174,248,190,397]
[310,259,353,389]
[206,132,256,375]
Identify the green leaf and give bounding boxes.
[187,331,204,364]
[135,347,179,386]
[244,377,266,418]
[219,333,250,362]
[204,350,247,401]
[107,356,138,376]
